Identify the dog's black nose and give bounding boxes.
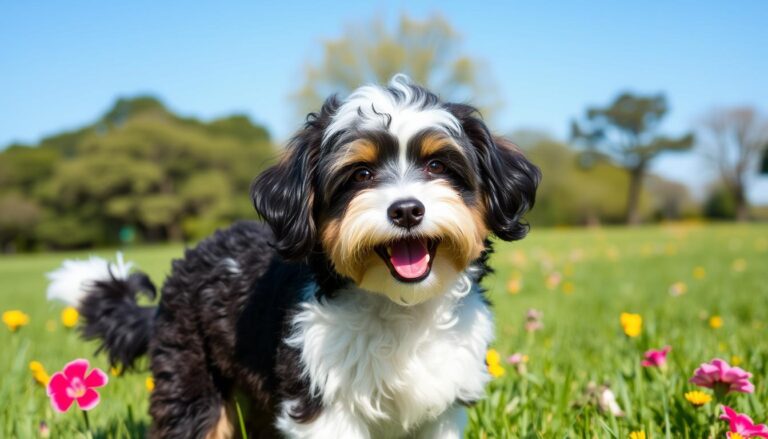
[387,198,425,229]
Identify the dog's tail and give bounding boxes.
[46,253,157,369]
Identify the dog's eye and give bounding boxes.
[426,160,447,175]
[352,167,374,182]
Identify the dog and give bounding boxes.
[46,75,540,438]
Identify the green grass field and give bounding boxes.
[1,223,767,438]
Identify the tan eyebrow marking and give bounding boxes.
[419,132,464,158]
[329,139,379,175]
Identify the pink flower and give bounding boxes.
[690,358,754,395]
[46,359,108,412]
[641,346,671,368]
[720,405,768,438]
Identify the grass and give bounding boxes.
[1,223,767,438]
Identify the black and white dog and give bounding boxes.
[46,75,540,438]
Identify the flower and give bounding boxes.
[2,310,29,332]
[669,281,688,296]
[720,405,768,438]
[61,307,79,328]
[486,349,505,378]
[641,346,671,368]
[506,278,522,294]
[684,390,712,407]
[731,355,743,367]
[525,308,543,332]
[629,432,646,439]
[731,258,747,273]
[29,361,50,387]
[46,359,108,412]
[690,358,754,395]
[693,266,706,279]
[620,313,642,338]
[145,377,155,392]
[507,353,529,364]
[545,272,562,290]
[709,315,724,329]
[561,281,575,295]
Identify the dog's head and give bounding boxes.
[252,75,540,305]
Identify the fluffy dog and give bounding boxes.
[46,75,540,438]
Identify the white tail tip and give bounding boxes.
[46,252,134,306]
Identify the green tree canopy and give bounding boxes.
[293,14,499,119]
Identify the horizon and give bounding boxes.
[3,0,767,202]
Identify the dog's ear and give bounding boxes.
[448,104,541,241]
[251,99,337,260]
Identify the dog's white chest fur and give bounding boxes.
[279,274,494,437]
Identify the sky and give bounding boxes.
[2,0,767,201]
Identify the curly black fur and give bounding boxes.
[79,271,157,369]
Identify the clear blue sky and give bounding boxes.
[2,0,767,201]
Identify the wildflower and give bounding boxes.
[720,405,768,438]
[562,281,575,295]
[545,272,562,290]
[2,310,29,332]
[684,390,712,407]
[693,266,706,279]
[47,359,108,412]
[61,306,79,328]
[38,421,50,438]
[620,313,642,338]
[29,361,50,386]
[669,281,687,296]
[641,346,671,368]
[486,349,505,378]
[524,308,543,332]
[146,377,155,392]
[506,352,529,374]
[731,355,743,367]
[690,358,754,396]
[629,432,646,439]
[709,315,723,329]
[731,258,747,273]
[506,278,522,294]
[110,367,121,377]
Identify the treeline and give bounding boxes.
[0,97,274,251]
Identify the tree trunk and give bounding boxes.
[733,183,750,222]
[625,164,646,226]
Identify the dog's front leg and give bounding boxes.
[414,404,467,439]
[275,400,370,439]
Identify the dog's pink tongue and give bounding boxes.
[390,238,430,279]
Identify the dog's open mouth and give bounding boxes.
[374,238,439,283]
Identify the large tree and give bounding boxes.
[293,14,499,119]
[698,106,768,221]
[571,93,693,225]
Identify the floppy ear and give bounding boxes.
[448,104,541,241]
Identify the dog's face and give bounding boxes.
[252,76,540,305]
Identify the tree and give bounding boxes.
[698,107,768,221]
[293,14,499,119]
[571,93,694,225]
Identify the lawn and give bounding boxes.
[1,223,767,438]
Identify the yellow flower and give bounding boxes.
[2,310,30,332]
[506,278,522,295]
[692,266,706,279]
[110,367,122,377]
[709,315,723,329]
[730,433,745,439]
[29,361,50,386]
[731,258,747,272]
[61,306,79,328]
[731,355,743,366]
[684,390,712,407]
[486,349,505,378]
[146,377,155,392]
[561,281,575,295]
[620,313,642,338]
[629,431,646,439]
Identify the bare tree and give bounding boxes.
[699,107,768,221]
